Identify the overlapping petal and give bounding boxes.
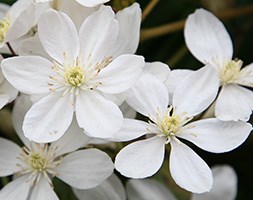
[76,0,109,7]
[170,139,212,193]
[115,136,166,178]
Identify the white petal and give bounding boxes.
[0,79,18,106]
[0,175,30,200]
[170,139,212,193]
[112,118,152,142]
[56,149,114,189]
[73,174,126,200]
[179,118,252,153]
[143,62,170,83]
[215,84,253,121]
[184,8,233,67]
[115,136,166,178]
[173,65,219,116]
[191,165,237,200]
[23,92,74,143]
[30,176,59,200]
[0,138,21,176]
[1,56,52,94]
[0,95,9,109]
[112,3,141,56]
[127,179,177,200]
[12,95,32,148]
[51,118,91,157]
[38,9,79,64]
[126,73,169,120]
[76,90,123,138]
[18,34,50,59]
[0,3,9,19]
[165,69,193,96]
[236,62,253,87]
[97,55,144,94]
[79,6,119,64]
[76,0,109,7]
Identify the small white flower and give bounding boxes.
[0,54,18,109]
[0,95,114,199]
[0,0,49,48]
[184,8,253,121]
[2,6,145,142]
[114,65,252,193]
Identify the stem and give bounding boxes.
[141,4,253,42]
[142,0,160,21]
[6,42,16,56]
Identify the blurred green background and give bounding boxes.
[0,0,253,199]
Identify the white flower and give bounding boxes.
[2,6,145,142]
[114,65,252,193]
[0,54,18,109]
[0,0,49,48]
[184,8,253,121]
[192,165,237,200]
[0,95,114,199]
[73,174,126,200]
[35,0,109,7]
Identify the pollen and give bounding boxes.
[65,66,85,87]
[0,17,10,43]
[161,114,182,136]
[29,153,46,172]
[219,59,243,85]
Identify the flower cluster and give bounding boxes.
[0,0,252,199]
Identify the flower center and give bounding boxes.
[65,66,85,87]
[219,59,242,85]
[0,17,10,43]
[162,115,181,135]
[29,153,46,172]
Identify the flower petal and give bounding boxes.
[143,62,170,83]
[56,149,114,189]
[126,73,169,120]
[184,8,233,67]
[191,165,237,200]
[51,117,91,157]
[115,136,166,178]
[173,65,219,117]
[112,3,141,56]
[112,118,152,142]
[76,0,109,7]
[96,54,144,94]
[120,101,136,119]
[38,9,79,64]
[73,174,126,200]
[23,92,74,143]
[0,138,21,176]
[215,84,253,121]
[236,62,253,87]
[12,95,32,148]
[170,139,212,193]
[1,56,52,94]
[76,90,123,138]
[30,176,59,200]
[79,6,119,64]
[0,175,30,200]
[126,179,177,200]
[179,118,252,153]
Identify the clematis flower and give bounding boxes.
[2,6,145,142]
[0,54,18,109]
[114,65,252,193]
[184,8,253,121]
[0,0,49,49]
[0,95,114,199]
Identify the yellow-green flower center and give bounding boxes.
[29,152,46,172]
[219,59,242,85]
[0,17,10,43]
[65,66,85,87]
[161,114,182,136]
